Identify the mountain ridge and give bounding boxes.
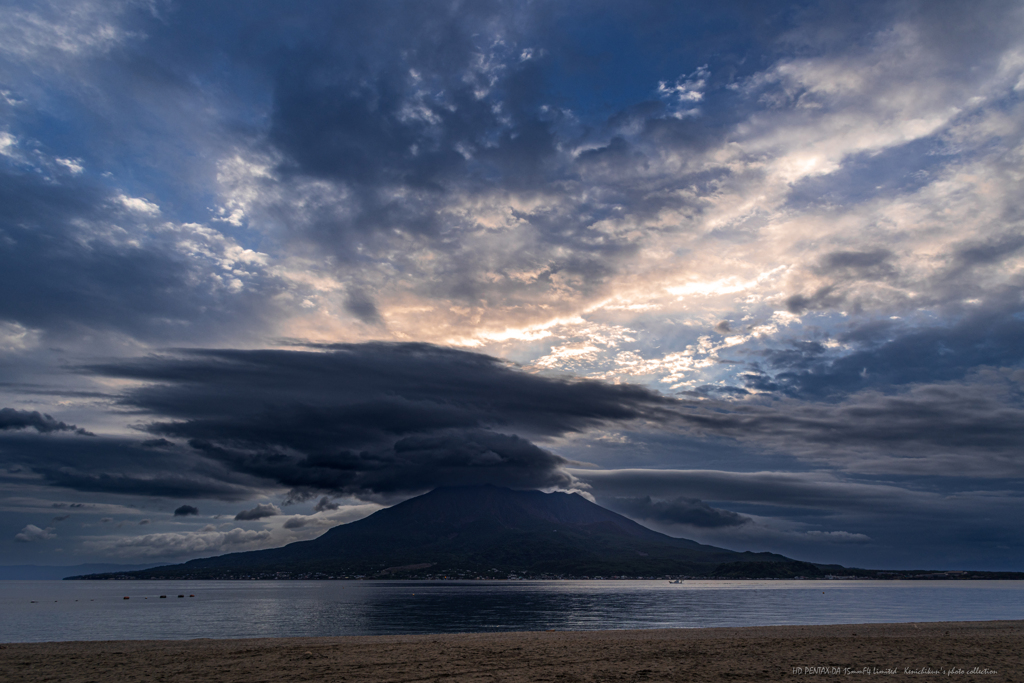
[0,563,163,580]
[69,485,825,579]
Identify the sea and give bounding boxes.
[2,579,1022,643]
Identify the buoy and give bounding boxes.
[159,595,167,598]
[178,595,184,598]
[124,596,129,600]
[190,594,195,597]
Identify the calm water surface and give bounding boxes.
[2,580,1022,643]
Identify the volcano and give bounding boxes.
[72,485,828,579]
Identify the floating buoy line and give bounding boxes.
[35,594,196,602]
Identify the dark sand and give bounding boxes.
[1,620,1020,682]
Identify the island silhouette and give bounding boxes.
[68,486,1022,581]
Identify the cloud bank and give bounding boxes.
[27,344,669,500]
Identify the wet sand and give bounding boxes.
[1,620,1020,682]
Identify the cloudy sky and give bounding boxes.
[2,0,1023,571]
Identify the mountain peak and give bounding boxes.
[73,485,798,579]
[348,484,659,539]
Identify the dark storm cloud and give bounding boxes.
[0,429,259,500]
[78,343,674,498]
[609,495,750,528]
[343,290,383,325]
[783,286,842,316]
[815,250,897,281]
[90,343,672,436]
[313,496,339,512]
[577,467,1024,570]
[283,516,308,529]
[678,367,1024,476]
[578,469,932,514]
[680,384,750,399]
[0,384,112,400]
[268,52,556,193]
[250,0,775,194]
[232,0,571,269]
[750,296,1024,398]
[0,166,276,345]
[101,0,795,307]
[35,468,249,500]
[175,423,574,502]
[173,421,580,501]
[0,407,92,435]
[3,342,669,501]
[945,233,1024,278]
[173,505,199,517]
[234,503,280,521]
[0,170,172,338]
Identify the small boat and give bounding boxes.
[668,579,683,584]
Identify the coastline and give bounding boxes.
[1,620,1020,682]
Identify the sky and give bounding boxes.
[1,0,1023,571]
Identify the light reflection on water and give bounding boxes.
[1,580,1022,643]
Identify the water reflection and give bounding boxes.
[2,580,1022,642]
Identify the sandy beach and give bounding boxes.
[0,620,1020,682]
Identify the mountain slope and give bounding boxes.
[0,563,162,580]
[73,485,799,579]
